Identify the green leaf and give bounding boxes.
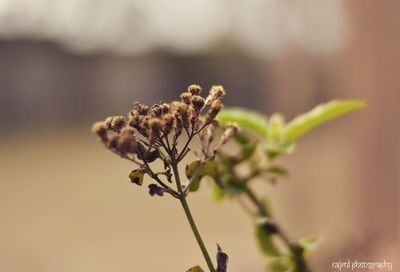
[266,113,285,143]
[129,169,145,186]
[212,184,225,203]
[222,174,248,194]
[239,140,258,161]
[186,265,205,272]
[284,100,366,143]
[186,160,202,192]
[255,224,280,257]
[217,108,268,137]
[298,237,318,257]
[266,257,292,272]
[185,160,218,192]
[267,166,288,177]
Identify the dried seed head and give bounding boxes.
[151,104,162,117]
[93,84,230,178]
[105,116,114,129]
[108,135,120,150]
[110,116,126,132]
[92,121,108,142]
[205,85,226,106]
[177,103,190,129]
[133,102,149,116]
[172,102,190,129]
[120,126,135,137]
[160,103,171,114]
[180,92,192,105]
[209,85,226,99]
[191,95,205,112]
[148,118,162,131]
[119,134,138,154]
[187,84,202,95]
[162,113,174,134]
[206,100,224,123]
[148,118,163,143]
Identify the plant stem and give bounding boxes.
[244,187,311,272]
[172,163,216,272]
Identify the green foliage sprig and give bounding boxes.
[187,100,365,272]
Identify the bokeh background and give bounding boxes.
[0,0,399,271]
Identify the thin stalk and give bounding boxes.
[172,163,216,272]
[244,187,311,272]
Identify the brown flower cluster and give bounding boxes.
[92,84,236,197]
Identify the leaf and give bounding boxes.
[267,166,288,177]
[239,140,258,161]
[217,108,268,137]
[186,265,205,272]
[185,160,218,192]
[212,184,225,203]
[129,169,145,186]
[298,237,318,257]
[266,257,292,272]
[266,113,285,143]
[222,174,248,194]
[284,100,366,143]
[186,160,202,192]
[216,244,229,272]
[255,224,280,257]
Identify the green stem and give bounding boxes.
[245,187,311,272]
[172,163,216,272]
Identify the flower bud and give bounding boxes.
[160,103,171,114]
[205,85,226,106]
[151,104,162,117]
[92,122,108,142]
[119,127,138,154]
[180,92,192,105]
[191,95,205,112]
[162,113,174,134]
[187,84,202,95]
[206,100,224,123]
[110,116,126,132]
[148,118,162,143]
[133,102,149,116]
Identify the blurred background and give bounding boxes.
[0,0,398,271]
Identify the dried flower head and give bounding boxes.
[92,121,108,142]
[92,84,233,272]
[187,84,202,95]
[180,92,192,105]
[92,84,229,198]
